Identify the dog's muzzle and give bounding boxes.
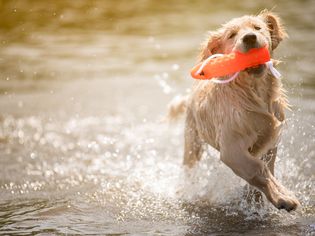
[242,33,259,51]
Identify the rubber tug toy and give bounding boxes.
[190,46,281,84]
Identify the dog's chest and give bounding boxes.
[191,79,284,151]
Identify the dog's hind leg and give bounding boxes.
[183,109,203,168]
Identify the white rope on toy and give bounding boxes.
[196,54,224,75]
[211,72,240,84]
[196,54,282,84]
[265,61,282,79]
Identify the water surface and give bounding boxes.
[0,0,314,235]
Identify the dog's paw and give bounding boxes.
[275,194,300,212]
[265,177,300,212]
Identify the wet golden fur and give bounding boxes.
[168,10,299,211]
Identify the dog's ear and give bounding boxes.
[199,30,223,61]
[259,10,288,50]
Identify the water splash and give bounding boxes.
[1,112,313,221]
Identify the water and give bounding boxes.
[0,0,314,235]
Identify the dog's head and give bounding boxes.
[200,10,287,76]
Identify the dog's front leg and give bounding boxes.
[245,147,278,204]
[220,130,299,212]
[263,147,277,175]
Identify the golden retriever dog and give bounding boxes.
[168,10,300,211]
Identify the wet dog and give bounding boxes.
[168,10,300,211]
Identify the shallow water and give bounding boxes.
[0,0,314,235]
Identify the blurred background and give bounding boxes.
[0,0,314,235]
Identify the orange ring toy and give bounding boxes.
[191,46,270,80]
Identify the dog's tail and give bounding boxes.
[166,95,188,121]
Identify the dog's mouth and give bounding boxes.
[245,64,266,75]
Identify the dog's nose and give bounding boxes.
[243,33,257,45]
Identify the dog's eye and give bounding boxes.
[228,32,237,39]
[254,25,261,30]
